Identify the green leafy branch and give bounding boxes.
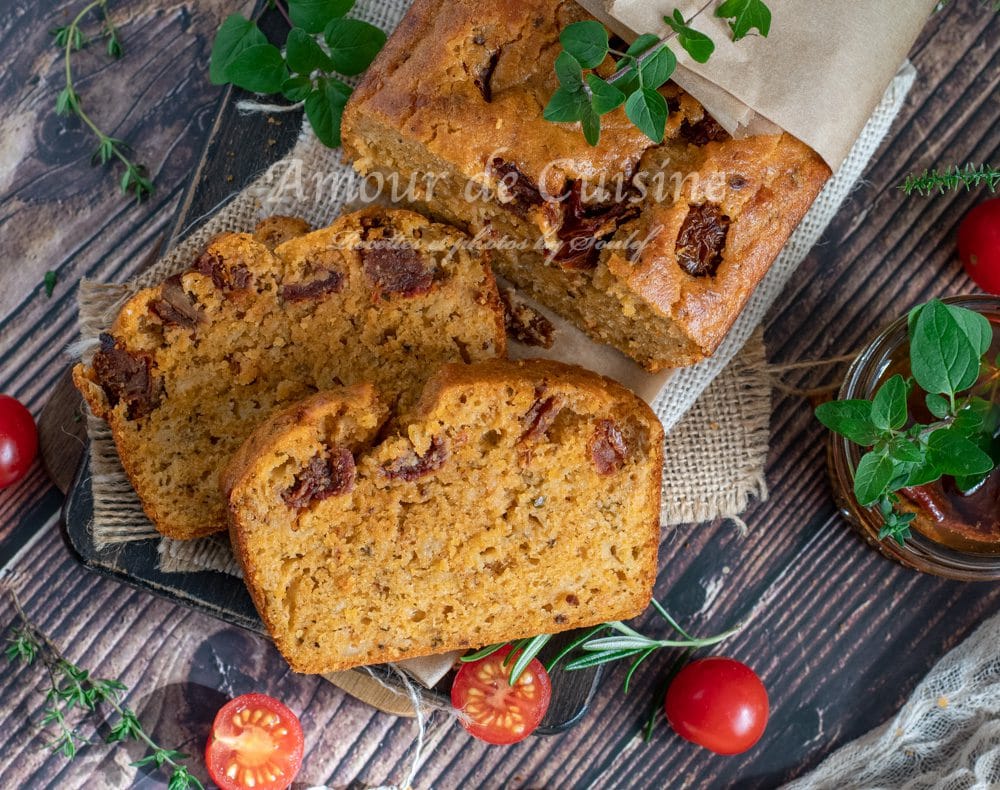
[3,588,203,789]
[544,0,771,145]
[209,0,386,147]
[460,598,740,693]
[816,300,1000,545]
[900,164,999,196]
[51,0,153,202]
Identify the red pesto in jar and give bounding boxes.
[882,312,1000,555]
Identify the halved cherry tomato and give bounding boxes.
[0,395,37,489]
[664,657,769,755]
[205,693,304,790]
[958,197,1000,295]
[451,645,552,744]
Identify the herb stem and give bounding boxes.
[606,0,714,85]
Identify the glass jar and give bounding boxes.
[827,295,1000,581]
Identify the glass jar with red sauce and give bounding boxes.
[828,295,1000,580]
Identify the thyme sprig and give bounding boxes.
[51,0,153,202]
[460,598,741,690]
[900,164,999,196]
[3,588,202,789]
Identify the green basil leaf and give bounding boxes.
[580,104,601,146]
[209,14,267,85]
[323,18,386,75]
[715,0,772,41]
[288,0,354,34]
[559,20,609,69]
[887,437,922,464]
[903,459,942,488]
[814,399,880,446]
[946,303,992,357]
[543,86,589,122]
[585,74,625,115]
[626,33,661,57]
[926,428,995,477]
[638,46,676,90]
[925,393,950,419]
[870,374,909,432]
[663,14,715,63]
[910,299,981,397]
[281,74,313,102]
[286,27,334,74]
[624,87,667,143]
[304,77,352,146]
[554,51,585,91]
[223,43,288,94]
[854,451,894,506]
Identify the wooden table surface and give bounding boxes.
[1,1,998,787]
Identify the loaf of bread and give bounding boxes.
[73,207,507,540]
[223,359,664,673]
[341,0,831,371]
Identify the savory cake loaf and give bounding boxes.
[341,0,831,371]
[223,359,664,673]
[73,207,507,540]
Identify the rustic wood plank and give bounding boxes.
[0,0,997,788]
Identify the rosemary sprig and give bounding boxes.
[51,0,153,202]
[3,588,202,789]
[899,163,999,197]
[460,599,741,688]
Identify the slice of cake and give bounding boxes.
[73,207,507,540]
[341,0,831,371]
[223,359,664,673]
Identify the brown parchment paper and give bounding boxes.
[576,0,936,169]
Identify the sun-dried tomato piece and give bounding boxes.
[360,244,434,298]
[381,437,448,481]
[590,419,628,475]
[519,386,565,443]
[282,448,356,509]
[675,204,730,277]
[91,333,161,419]
[150,274,202,328]
[281,269,345,302]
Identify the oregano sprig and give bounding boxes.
[816,299,1000,546]
[52,0,153,202]
[3,588,203,789]
[544,1,772,145]
[209,0,386,147]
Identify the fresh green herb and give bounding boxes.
[544,2,771,145]
[51,1,152,202]
[43,271,58,298]
[3,588,203,788]
[209,1,386,147]
[816,299,1000,546]
[460,598,740,689]
[900,164,1000,196]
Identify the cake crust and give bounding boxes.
[225,359,664,673]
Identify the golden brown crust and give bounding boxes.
[75,207,507,540]
[342,0,831,371]
[225,359,663,673]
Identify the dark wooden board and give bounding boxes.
[1,0,998,787]
[53,0,602,735]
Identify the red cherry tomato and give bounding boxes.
[451,645,552,744]
[958,197,1000,295]
[205,693,304,790]
[0,395,37,488]
[664,657,769,755]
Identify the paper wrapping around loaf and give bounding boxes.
[575,0,935,169]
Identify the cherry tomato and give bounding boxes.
[0,395,37,488]
[451,645,552,744]
[205,693,304,790]
[958,197,1000,295]
[664,657,769,755]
